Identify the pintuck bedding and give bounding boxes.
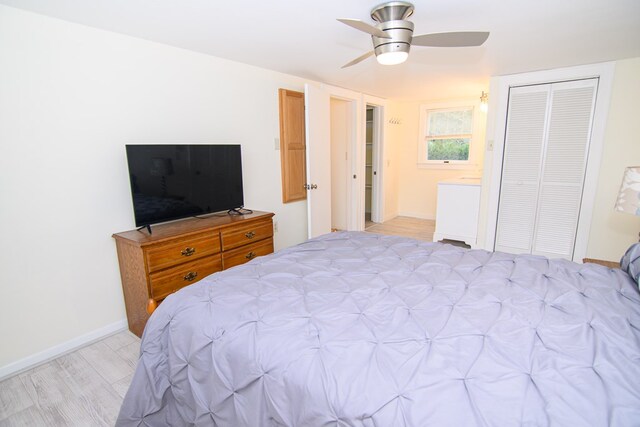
[116,232,640,426]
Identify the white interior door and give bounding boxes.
[495,85,550,254]
[495,79,598,260]
[483,63,614,262]
[531,79,597,259]
[304,83,332,238]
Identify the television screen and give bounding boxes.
[125,145,244,227]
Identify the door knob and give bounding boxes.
[311,184,318,189]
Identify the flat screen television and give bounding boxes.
[125,144,244,228]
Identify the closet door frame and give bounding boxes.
[482,62,615,262]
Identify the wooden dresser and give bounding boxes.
[113,211,274,337]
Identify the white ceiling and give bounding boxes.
[2,0,639,100]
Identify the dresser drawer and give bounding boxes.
[145,232,221,273]
[220,219,273,251]
[222,238,274,269]
[149,255,222,301]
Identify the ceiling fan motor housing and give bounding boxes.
[370,1,414,22]
[371,19,414,58]
[370,2,416,59]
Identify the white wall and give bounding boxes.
[0,5,312,372]
[394,99,487,220]
[586,57,640,260]
[382,102,402,221]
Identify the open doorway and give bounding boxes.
[365,104,382,228]
[307,84,384,235]
[365,107,374,227]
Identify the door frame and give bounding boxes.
[305,85,387,233]
[482,62,615,262]
[363,94,387,226]
[323,84,363,231]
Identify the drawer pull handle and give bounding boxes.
[183,271,198,281]
[245,251,256,260]
[245,231,255,239]
[181,247,196,257]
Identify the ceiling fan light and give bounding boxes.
[374,39,411,66]
[376,50,408,65]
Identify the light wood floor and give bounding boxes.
[0,330,140,426]
[365,216,436,242]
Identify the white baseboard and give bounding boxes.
[383,211,398,222]
[0,319,128,381]
[397,211,436,221]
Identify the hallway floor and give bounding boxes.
[365,216,435,242]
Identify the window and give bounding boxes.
[418,105,475,167]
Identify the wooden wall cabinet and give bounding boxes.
[279,88,307,203]
[113,211,274,337]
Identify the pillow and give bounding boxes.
[620,242,640,286]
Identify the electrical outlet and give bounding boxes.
[274,138,280,150]
[487,139,494,151]
[273,221,278,232]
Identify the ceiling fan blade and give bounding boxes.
[337,18,391,39]
[341,51,375,68]
[412,31,490,47]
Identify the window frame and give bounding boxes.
[417,100,480,169]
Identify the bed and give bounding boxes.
[116,232,640,426]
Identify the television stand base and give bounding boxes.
[228,207,254,216]
[136,224,152,234]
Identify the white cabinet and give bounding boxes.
[433,178,481,247]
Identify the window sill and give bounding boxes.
[417,163,480,170]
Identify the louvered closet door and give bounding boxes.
[532,79,597,259]
[495,79,598,260]
[495,85,550,254]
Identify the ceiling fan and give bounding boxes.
[338,1,489,68]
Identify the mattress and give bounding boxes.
[116,232,640,426]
